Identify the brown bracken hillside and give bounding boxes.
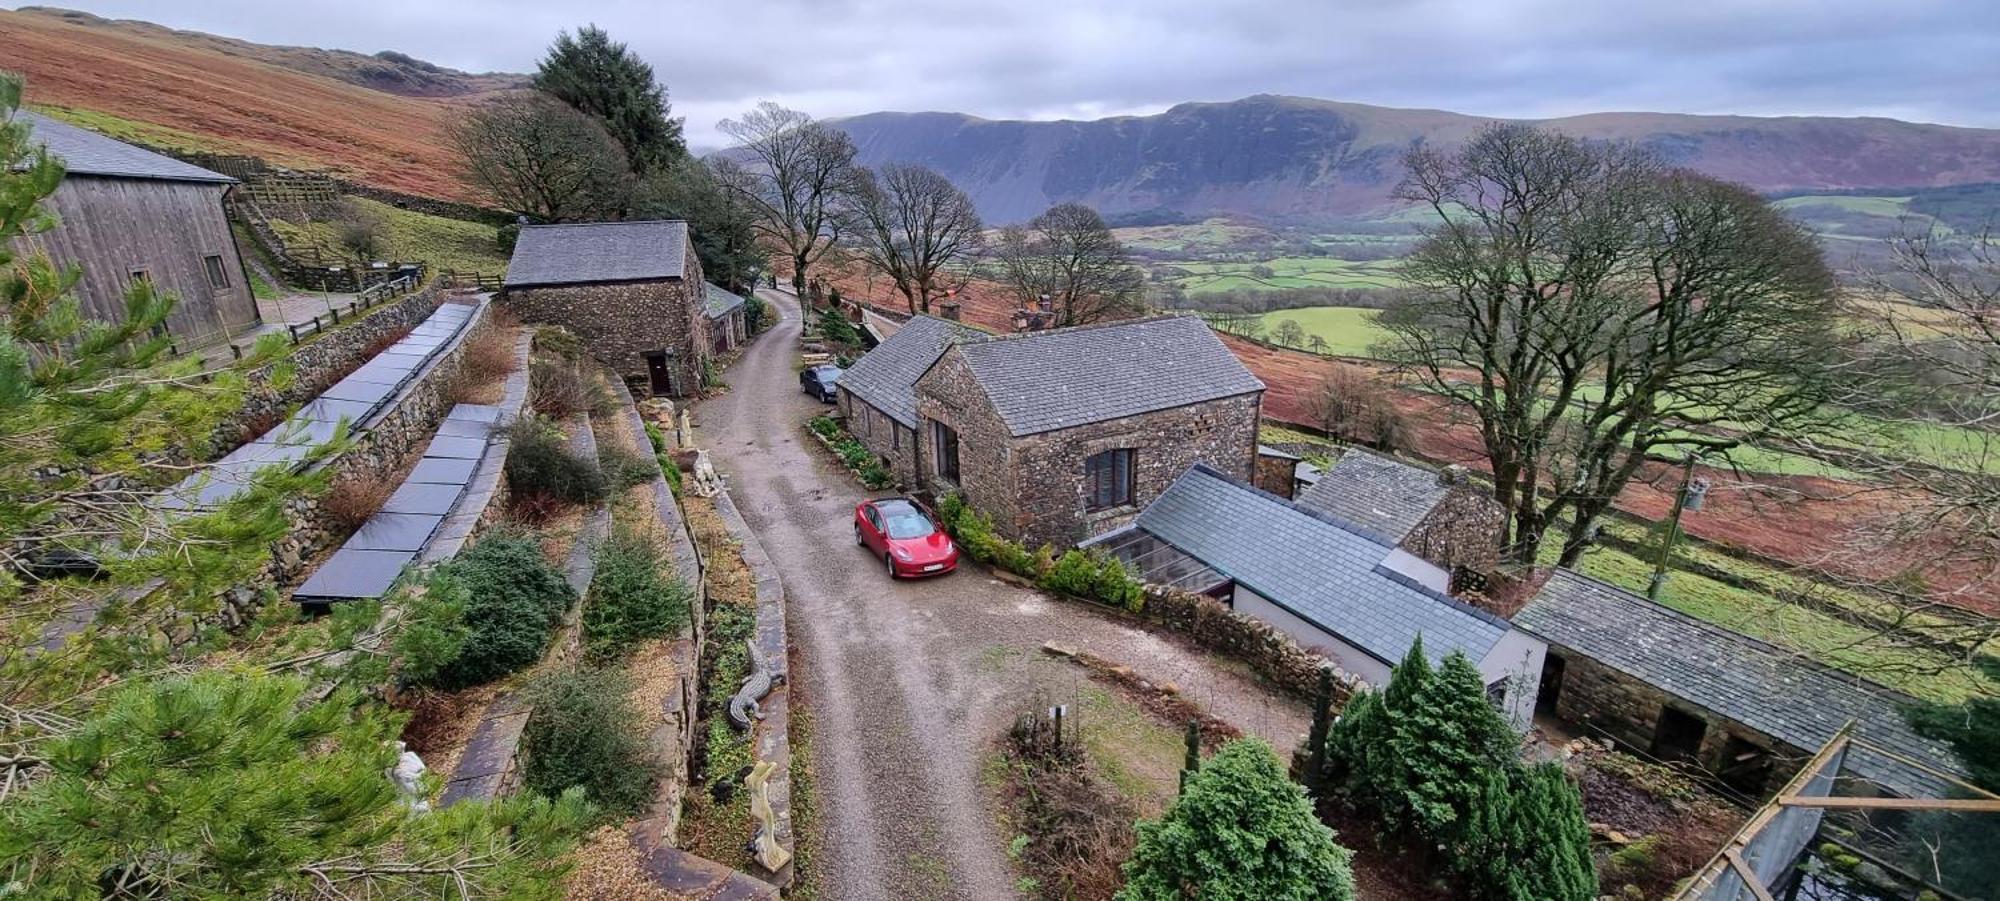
[0,6,506,202]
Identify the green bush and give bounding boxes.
[503,417,609,506]
[584,529,693,661]
[817,306,861,347]
[1118,739,1355,901]
[744,294,769,334]
[644,420,667,453]
[521,666,659,816]
[937,492,1048,580]
[597,443,658,491]
[390,568,472,685]
[426,533,575,688]
[528,358,611,419]
[656,453,683,494]
[1040,548,1144,612]
[495,221,520,255]
[808,415,842,441]
[1463,762,1598,901]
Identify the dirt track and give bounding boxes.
[695,290,1309,900]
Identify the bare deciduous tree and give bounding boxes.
[1382,123,1847,567]
[448,92,633,223]
[849,164,983,314]
[1272,318,1306,348]
[991,202,1145,327]
[1306,365,1411,451]
[715,103,862,297]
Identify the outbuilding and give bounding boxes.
[12,112,258,347]
[501,220,709,396]
[704,282,749,353]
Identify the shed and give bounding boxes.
[500,221,708,396]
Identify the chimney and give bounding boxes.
[940,300,961,321]
[1438,464,1468,487]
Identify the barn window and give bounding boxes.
[203,255,229,289]
[1084,449,1136,511]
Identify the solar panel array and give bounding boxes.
[293,402,503,604]
[158,303,475,513]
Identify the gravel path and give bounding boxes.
[697,291,1311,901]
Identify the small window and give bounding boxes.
[203,254,229,290]
[1084,448,1135,511]
[129,268,152,286]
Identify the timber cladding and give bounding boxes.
[14,176,256,347]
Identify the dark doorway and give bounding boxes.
[1650,707,1708,763]
[1537,653,1567,717]
[1716,735,1774,796]
[931,420,960,483]
[644,351,675,396]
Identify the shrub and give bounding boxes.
[457,326,519,385]
[1002,706,1137,900]
[322,476,393,532]
[584,529,693,660]
[937,492,1046,579]
[1040,548,1144,612]
[1463,762,1597,901]
[503,417,608,510]
[597,443,658,492]
[657,453,683,495]
[808,415,842,441]
[817,306,861,348]
[495,221,521,255]
[743,294,768,334]
[521,666,659,816]
[1305,365,1411,451]
[425,533,574,688]
[533,326,584,360]
[1118,739,1354,901]
[529,358,609,419]
[644,420,668,453]
[390,567,473,686]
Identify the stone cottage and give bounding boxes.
[501,220,708,396]
[1295,449,1506,594]
[1516,570,1966,797]
[836,315,991,486]
[1088,463,1548,727]
[704,282,749,353]
[911,314,1264,549]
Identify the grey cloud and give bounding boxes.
[10,0,1996,144]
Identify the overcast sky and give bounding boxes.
[13,0,1999,149]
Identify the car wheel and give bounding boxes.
[854,523,865,547]
[885,554,897,579]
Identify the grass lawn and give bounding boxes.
[267,196,508,277]
[1253,306,1391,357]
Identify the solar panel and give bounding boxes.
[294,547,415,601]
[294,398,376,424]
[345,359,415,385]
[320,378,397,405]
[218,438,315,468]
[407,457,476,485]
[423,435,489,459]
[380,482,461,515]
[260,417,343,447]
[345,512,445,552]
[398,335,448,349]
[378,346,431,358]
[437,419,494,439]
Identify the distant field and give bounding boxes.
[267,196,508,277]
[1161,257,1405,294]
[1113,218,1274,252]
[1253,306,1391,357]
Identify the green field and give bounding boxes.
[267,196,509,277]
[1162,257,1405,294]
[1253,306,1391,357]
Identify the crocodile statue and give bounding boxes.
[727,636,781,731]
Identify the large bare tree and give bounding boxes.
[714,103,862,297]
[1381,124,1846,567]
[991,202,1144,326]
[849,164,983,314]
[448,92,633,222]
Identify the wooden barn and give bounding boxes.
[12,112,259,347]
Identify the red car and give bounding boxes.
[854,497,959,578]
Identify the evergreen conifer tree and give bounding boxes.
[534,26,686,174]
[1118,739,1355,901]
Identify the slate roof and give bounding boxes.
[1295,449,1450,543]
[950,315,1263,437]
[840,315,989,427]
[703,282,747,319]
[22,112,234,184]
[1134,464,1509,666]
[1515,569,1969,797]
[503,220,689,289]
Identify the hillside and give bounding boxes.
[0,6,496,202]
[834,95,2000,224]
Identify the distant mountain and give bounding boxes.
[832,95,2000,224]
[12,7,529,97]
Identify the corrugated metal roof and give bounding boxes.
[1516,569,1968,797]
[952,315,1263,436]
[22,111,234,184]
[1135,464,1508,666]
[840,315,989,427]
[704,282,746,318]
[503,220,689,288]
[1295,449,1449,543]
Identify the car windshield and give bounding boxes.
[881,507,936,540]
[817,367,841,383]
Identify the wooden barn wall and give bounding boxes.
[15,176,257,347]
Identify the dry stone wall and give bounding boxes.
[1139,584,1364,702]
[1547,648,1802,789]
[502,277,709,397]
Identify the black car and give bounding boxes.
[800,364,843,402]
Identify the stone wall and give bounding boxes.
[230,299,496,621]
[1401,470,1506,576]
[502,279,708,397]
[912,350,1022,532]
[211,285,447,453]
[839,391,918,487]
[1140,584,1364,702]
[1006,394,1261,550]
[1254,448,1297,498]
[1548,647,1801,790]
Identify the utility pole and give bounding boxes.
[1648,454,1708,601]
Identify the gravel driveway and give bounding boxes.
[696,291,1310,901]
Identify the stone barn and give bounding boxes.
[703,282,749,353]
[11,112,258,347]
[501,220,708,396]
[1295,449,1506,595]
[836,315,991,487]
[911,315,1263,549]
